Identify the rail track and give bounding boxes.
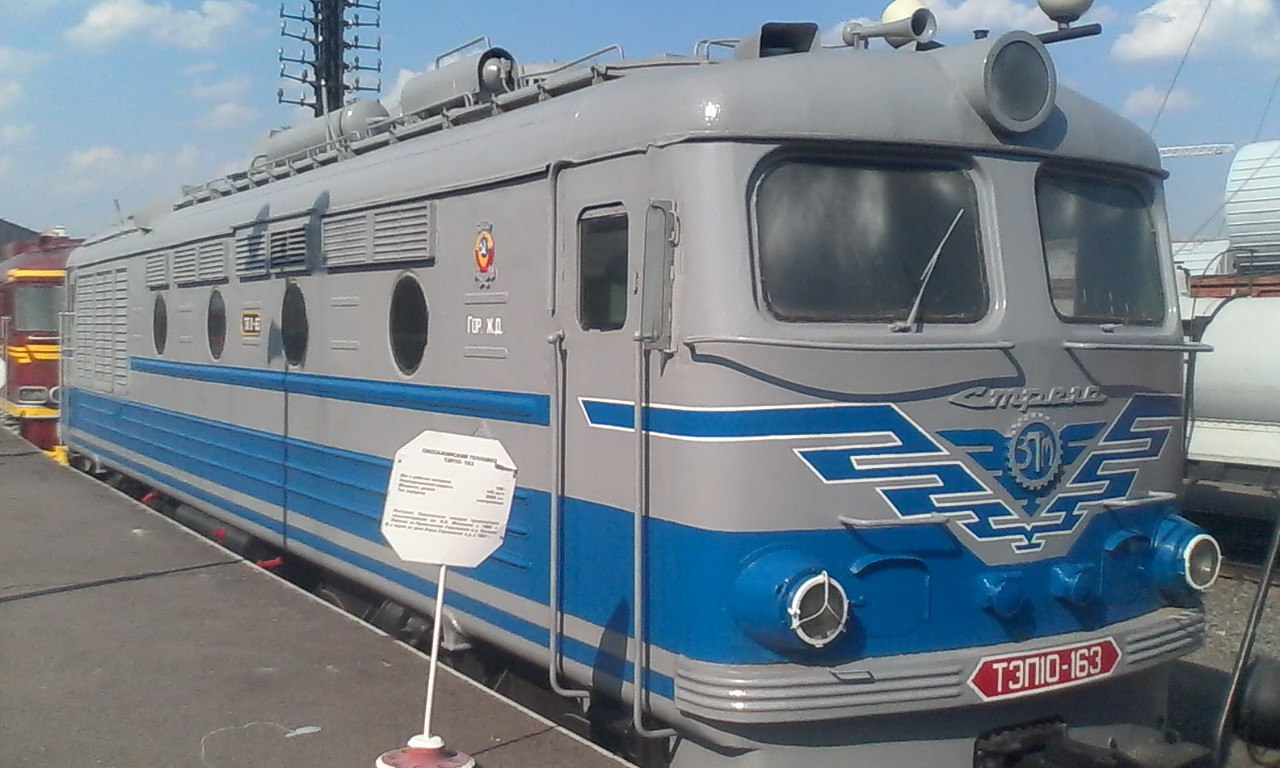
[1184,510,1280,586]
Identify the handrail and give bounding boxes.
[545,330,589,701]
[57,311,72,450]
[521,45,626,86]
[839,513,951,529]
[1099,492,1177,510]
[633,335,677,739]
[693,38,739,58]
[685,335,1015,352]
[435,36,490,67]
[1063,340,1212,352]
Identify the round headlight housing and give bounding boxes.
[788,571,850,648]
[989,38,1053,126]
[731,549,853,653]
[940,31,1057,136]
[1183,533,1222,591]
[1152,517,1222,595]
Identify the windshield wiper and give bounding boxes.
[891,208,965,333]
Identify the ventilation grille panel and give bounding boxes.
[323,212,369,266]
[145,252,168,288]
[371,201,434,263]
[235,231,267,276]
[197,240,227,282]
[172,244,199,284]
[270,227,309,272]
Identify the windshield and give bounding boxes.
[1036,169,1165,325]
[14,285,65,332]
[754,157,986,323]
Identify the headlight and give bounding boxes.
[986,35,1055,130]
[17,386,49,404]
[1183,533,1222,591]
[48,386,61,405]
[731,549,852,652]
[788,571,849,649]
[1152,517,1222,594]
[937,31,1058,135]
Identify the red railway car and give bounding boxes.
[0,234,79,461]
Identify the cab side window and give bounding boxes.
[578,208,628,331]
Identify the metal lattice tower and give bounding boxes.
[278,0,382,116]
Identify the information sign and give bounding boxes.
[381,431,518,568]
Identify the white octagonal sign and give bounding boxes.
[381,431,518,568]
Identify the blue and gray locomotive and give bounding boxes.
[61,4,1256,766]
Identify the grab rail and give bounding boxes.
[545,330,589,701]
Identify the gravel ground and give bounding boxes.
[1169,574,1280,767]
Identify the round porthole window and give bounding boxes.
[153,293,168,355]
[207,289,227,360]
[281,282,308,367]
[389,274,429,375]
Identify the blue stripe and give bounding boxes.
[582,398,937,445]
[70,429,672,699]
[67,388,1173,672]
[131,357,550,426]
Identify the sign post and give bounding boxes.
[374,431,518,768]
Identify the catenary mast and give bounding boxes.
[278,0,383,116]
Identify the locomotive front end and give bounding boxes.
[634,12,1221,768]
[0,235,75,462]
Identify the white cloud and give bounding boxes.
[66,143,200,178]
[1123,85,1203,116]
[0,124,34,143]
[0,81,22,104]
[0,45,48,115]
[204,102,258,127]
[382,69,418,115]
[190,75,250,101]
[183,61,219,76]
[1113,0,1280,61]
[65,0,254,51]
[68,145,125,171]
[929,0,1047,33]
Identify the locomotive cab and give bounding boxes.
[1,234,76,461]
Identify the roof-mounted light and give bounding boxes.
[937,31,1057,135]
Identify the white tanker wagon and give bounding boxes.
[1182,140,1280,518]
[60,1,1280,766]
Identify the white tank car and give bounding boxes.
[1182,138,1280,516]
[1186,296,1280,515]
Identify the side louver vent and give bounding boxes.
[172,244,199,284]
[235,231,267,276]
[197,240,227,282]
[270,227,309,272]
[145,252,169,288]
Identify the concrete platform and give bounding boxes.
[0,430,627,768]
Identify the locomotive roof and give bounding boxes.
[4,235,79,276]
[71,36,1160,267]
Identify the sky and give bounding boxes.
[0,0,1275,241]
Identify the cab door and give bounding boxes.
[550,156,677,703]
